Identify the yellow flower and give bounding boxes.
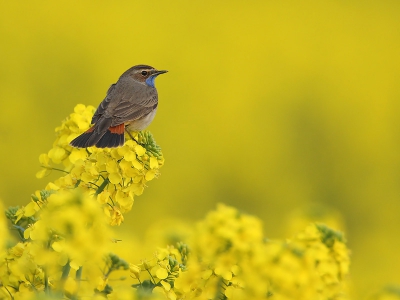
[14,208,26,224]
[64,276,78,294]
[145,169,157,181]
[115,191,134,212]
[132,159,144,170]
[27,191,112,277]
[135,145,146,156]
[106,206,124,226]
[140,258,156,271]
[150,156,158,169]
[69,148,88,164]
[97,276,108,292]
[26,220,48,240]
[213,253,236,281]
[48,146,67,164]
[155,267,169,280]
[35,104,165,224]
[108,172,122,185]
[36,153,53,178]
[97,191,110,205]
[129,263,141,280]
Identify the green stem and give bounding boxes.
[71,267,83,300]
[54,261,71,298]
[74,179,81,188]
[12,225,25,241]
[61,262,71,281]
[146,269,157,285]
[51,167,69,174]
[96,178,110,195]
[44,269,49,295]
[4,286,13,300]
[213,276,227,300]
[138,279,142,287]
[76,267,83,280]
[88,181,100,188]
[44,239,52,294]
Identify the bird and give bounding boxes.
[70,65,167,148]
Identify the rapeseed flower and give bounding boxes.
[0,105,357,299]
[34,104,165,225]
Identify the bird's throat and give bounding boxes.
[145,76,157,88]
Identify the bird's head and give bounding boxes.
[125,65,168,87]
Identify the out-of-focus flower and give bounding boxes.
[0,104,355,299]
[130,263,141,280]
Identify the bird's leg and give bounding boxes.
[125,128,140,144]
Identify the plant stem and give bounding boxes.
[4,286,13,300]
[71,267,83,300]
[44,270,49,295]
[51,167,69,174]
[61,262,71,281]
[96,178,110,195]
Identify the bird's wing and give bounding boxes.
[91,84,116,124]
[110,95,158,126]
[92,82,158,126]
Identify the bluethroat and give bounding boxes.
[70,65,167,148]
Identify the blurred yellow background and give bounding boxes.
[1,1,400,298]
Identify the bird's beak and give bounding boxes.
[153,70,168,76]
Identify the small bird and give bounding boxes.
[70,65,167,148]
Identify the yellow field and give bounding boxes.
[1,1,400,298]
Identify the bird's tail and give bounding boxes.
[70,123,125,148]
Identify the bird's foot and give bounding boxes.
[125,128,141,145]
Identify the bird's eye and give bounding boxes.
[141,70,148,76]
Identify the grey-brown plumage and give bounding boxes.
[70,65,167,148]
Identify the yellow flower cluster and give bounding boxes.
[0,105,165,299]
[0,106,355,299]
[0,192,114,299]
[1,198,352,300]
[35,104,164,225]
[128,204,350,300]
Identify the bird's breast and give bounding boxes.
[125,107,158,131]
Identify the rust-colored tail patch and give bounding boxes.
[109,123,125,134]
[70,123,125,148]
